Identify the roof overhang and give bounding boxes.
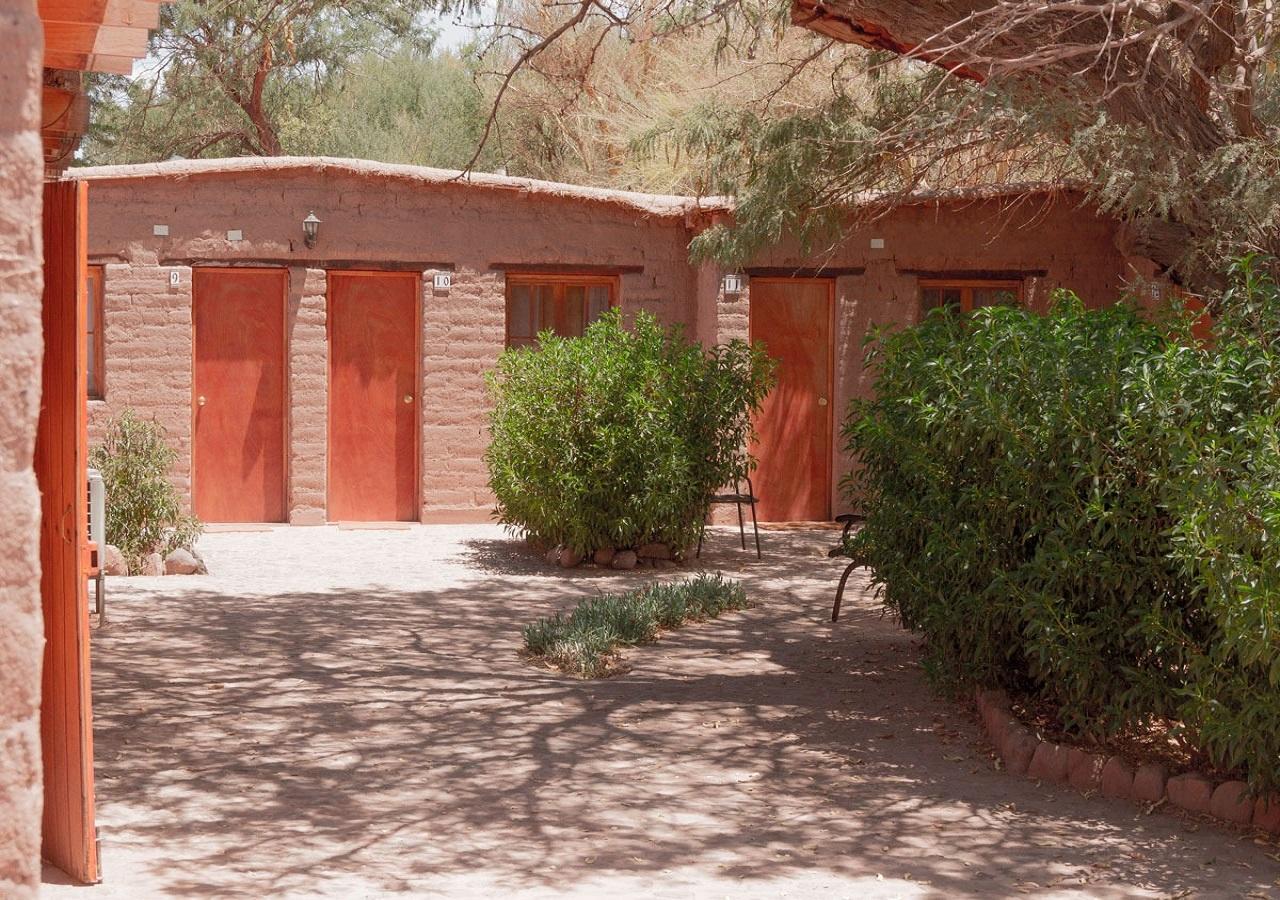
[790,0,984,82]
[39,0,165,173]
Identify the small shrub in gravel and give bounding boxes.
[523,574,749,677]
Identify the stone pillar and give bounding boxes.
[420,268,503,522]
[0,2,49,896]
[288,267,327,523]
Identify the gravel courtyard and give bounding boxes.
[45,525,1280,899]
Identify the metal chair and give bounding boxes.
[87,467,106,619]
[829,514,861,621]
[696,475,761,560]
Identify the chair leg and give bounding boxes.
[734,479,746,550]
[831,560,858,622]
[749,498,761,560]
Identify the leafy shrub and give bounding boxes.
[846,285,1280,791]
[90,410,202,570]
[523,574,749,677]
[485,309,775,555]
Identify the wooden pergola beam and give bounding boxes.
[39,0,160,29]
[41,0,162,75]
[39,0,166,171]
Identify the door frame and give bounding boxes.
[189,265,290,523]
[325,269,423,522]
[747,276,836,521]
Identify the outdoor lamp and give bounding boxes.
[302,211,321,249]
[722,273,744,295]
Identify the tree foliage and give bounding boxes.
[472,0,1280,290]
[90,410,202,570]
[279,48,501,170]
[845,274,1280,790]
[83,0,449,162]
[485,310,776,556]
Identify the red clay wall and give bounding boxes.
[696,194,1136,514]
[0,3,47,897]
[79,166,699,522]
[78,166,1137,523]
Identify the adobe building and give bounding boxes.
[71,158,1144,529]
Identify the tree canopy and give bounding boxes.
[86,0,1280,289]
[85,0,453,161]
[473,0,1280,288]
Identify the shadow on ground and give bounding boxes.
[77,527,1280,898]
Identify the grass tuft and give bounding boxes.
[523,574,750,677]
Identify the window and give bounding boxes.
[920,279,1023,315]
[505,275,616,348]
[86,265,104,399]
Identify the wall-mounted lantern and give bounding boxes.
[722,273,744,295]
[302,211,321,249]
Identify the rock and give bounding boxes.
[593,548,616,566]
[1253,795,1280,833]
[979,688,1012,711]
[1209,780,1254,824]
[1002,725,1039,776]
[189,548,209,575]
[1099,757,1134,800]
[611,550,638,570]
[102,544,127,577]
[985,707,1014,741]
[637,542,671,560]
[653,559,678,570]
[164,548,201,575]
[1132,764,1168,803]
[139,552,164,577]
[545,547,561,566]
[1027,742,1071,783]
[1067,749,1106,793]
[557,548,583,568]
[1167,773,1215,815]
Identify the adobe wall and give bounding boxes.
[81,169,699,522]
[699,193,1135,515]
[0,3,46,897]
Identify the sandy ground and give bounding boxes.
[41,524,1280,899]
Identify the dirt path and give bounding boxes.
[44,525,1280,899]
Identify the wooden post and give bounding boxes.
[37,179,99,884]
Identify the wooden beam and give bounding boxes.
[43,22,100,57]
[45,50,138,74]
[86,54,138,75]
[92,24,149,57]
[40,0,160,29]
[46,23,148,57]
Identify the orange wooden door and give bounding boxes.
[38,180,99,883]
[328,272,419,521]
[749,279,834,521]
[193,268,287,522]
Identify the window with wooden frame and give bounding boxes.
[505,275,617,348]
[86,265,105,399]
[920,278,1023,315]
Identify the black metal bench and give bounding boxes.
[696,475,761,560]
[829,514,861,621]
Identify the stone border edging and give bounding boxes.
[974,688,1280,833]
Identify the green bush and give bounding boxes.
[846,283,1280,791]
[485,309,775,555]
[90,410,202,570]
[524,574,750,677]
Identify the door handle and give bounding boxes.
[403,394,413,404]
[818,397,828,407]
[197,395,207,407]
